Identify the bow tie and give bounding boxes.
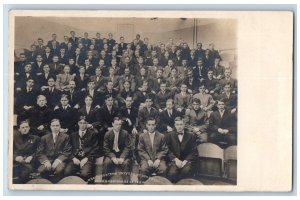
[177,132,184,135]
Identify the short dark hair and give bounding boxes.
[146,117,156,124]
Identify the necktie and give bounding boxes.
[97,76,99,82]
[113,132,120,152]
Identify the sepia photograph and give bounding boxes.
[8,10,293,192]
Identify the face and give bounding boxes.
[26,80,34,88]
[95,69,101,76]
[153,59,159,66]
[109,68,115,75]
[37,96,47,107]
[160,84,166,92]
[120,37,124,43]
[111,59,117,66]
[50,120,61,134]
[20,54,26,61]
[180,84,187,92]
[138,57,143,64]
[124,81,130,89]
[224,85,231,93]
[182,60,187,66]
[171,69,177,76]
[64,36,69,42]
[146,120,156,133]
[142,82,148,90]
[124,68,130,75]
[69,59,75,65]
[69,81,76,89]
[106,97,113,107]
[38,39,43,45]
[99,60,105,66]
[64,66,70,74]
[168,60,173,67]
[225,70,231,78]
[60,97,69,106]
[192,102,200,110]
[166,100,173,110]
[107,82,113,90]
[24,65,32,72]
[36,55,42,62]
[112,120,122,132]
[156,70,162,77]
[141,68,146,76]
[197,43,202,49]
[217,101,225,110]
[85,60,90,65]
[145,99,152,108]
[85,96,93,106]
[79,68,85,74]
[88,82,95,89]
[71,31,75,37]
[215,58,220,65]
[208,71,213,78]
[53,56,59,63]
[19,122,30,135]
[197,60,203,66]
[199,85,205,93]
[151,51,156,57]
[78,120,88,131]
[175,120,184,133]
[48,78,55,87]
[125,97,133,107]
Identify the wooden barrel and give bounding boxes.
[26,178,52,184]
[57,176,87,184]
[176,179,203,185]
[144,176,172,185]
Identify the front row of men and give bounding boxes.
[14,116,199,184]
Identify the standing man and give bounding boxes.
[137,118,168,182]
[165,117,198,183]
[102,117,132,183]
[36,119,72,183]
[13,120,40,183]
[64,116,99,183]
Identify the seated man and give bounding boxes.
[36,119,72,183]
[102,117,132,183]
[13,120,40,183]
[218,68,238,94]
[174,83,193,115]
[154,81,173,112]
[137,95,159,133]
[158,99,181,133]
[192,84,215,116]
[137,118,168,182]
[218,83,237,114]
[165,117,198,183]
[208,99,237,147]
[64,116,99,183]
[184,98,209,144]
[55,65,74,91]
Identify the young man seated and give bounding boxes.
[137,118,168,182]
[102,117,132,183]
[64,116,99,183]
[13,120,40,183]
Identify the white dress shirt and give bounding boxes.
[148,132,155,149]
[113,130,120,152]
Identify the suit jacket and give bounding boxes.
[210,64,225,79]
[103,129,131,159]
[49,63,64,75]
[158,108,181,132]
[184,109,208,130]
[13,131,40,161]
[209,110,237,134]
[97,105,120,130]
[80,89,102,106]
[174,92,193,109]
[138,131,168,161]
[119,106,138,132]
[41,87,62,109]
[154,90,174,110]
[52,106,77,131]
[183,77,200,92]
[77,106,100,128]
[69,129,99,161]
[164,131,198,163]
[74,74,89,90]
[90,75,107,91]
[150,76,166,92]
[192,65,208,80]
[193,93,215,110]
[15,88,38,112]
[32,62,45,75]
[118,75,136,91]
[219,78,238,93]
[166,76,182,89]
[218,93,237,111]
[37,132,72,163]
[36,72,56,88]
[28,105,53,129]
[204,78,220,93]
[137,107,159,131]
[63,89,81,107]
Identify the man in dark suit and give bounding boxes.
[183,70,201,93]
[208,99,237,147]
[42,46,53,64]
[154,82,173,112]
[117,36,127,56]
[49,55,64,76]
[210,57,225,80]
[218,83,237,114]
[13,120,40,183]
[36,119,72,183]
[47,33,60,50]
[158,99,181,133]
[80,80,101,107]
[204,70,220,97]
[32,54,45,75]
[218,68,238,94]
[64,80,81,109]
[194,43,205,60]
[15,63,36,89]
[137,118,168,182]
[137,95,159,133]
[192,59,207,83]
[69,31,79,46]
[119,96,138,134]
[40,77,61,109]
[36,64,56,89]
[102,117,132,183]
[89,68,106,91]
[81,32,91,48]
[36,38,46,55]
[64,116,99,182]
[165,117,198,183]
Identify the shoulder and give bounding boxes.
[41,132,52,140]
